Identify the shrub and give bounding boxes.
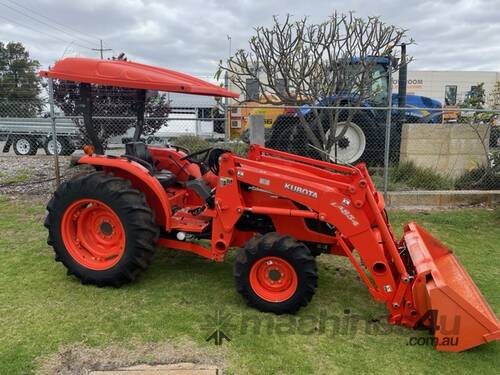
[170,136,250,158]
[389,161,454,190]
[455,166,500,190]
[171,136,211,153]
[218,141,249,156]
[454,151,500,190]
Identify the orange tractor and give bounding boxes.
[41,58,499,352]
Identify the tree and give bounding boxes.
[462,82,485,109]
[0,42,43,117]
[488,81,500,109]
[217,12,411,161]
[53,54,171,146]
[456,81,498,188]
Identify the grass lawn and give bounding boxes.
[0,195,498,374]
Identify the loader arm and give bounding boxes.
[215,146,409,308]
[212,145,499,351]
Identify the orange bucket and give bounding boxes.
[404,222,500,351]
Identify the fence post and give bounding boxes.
[383,68,393,200]
[224,71,230,143]
[249,114,265,145]
[48,78,61,187]
[195,107,201,137]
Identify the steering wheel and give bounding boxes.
[179,147,213,164]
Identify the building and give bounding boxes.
[392,70,500,106]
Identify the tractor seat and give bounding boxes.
[155,169,177,188]
[124,141,177,188]
[125,141,154,166]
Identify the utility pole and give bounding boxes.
[92,39,112,59]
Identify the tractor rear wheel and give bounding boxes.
[45,172,159,287]
[234,233,318,314]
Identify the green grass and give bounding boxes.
[0,196,498,374]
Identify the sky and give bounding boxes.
[1,0,500,78]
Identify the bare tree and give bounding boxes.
[217,12,412,162]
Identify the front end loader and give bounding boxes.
[41,58,499,352]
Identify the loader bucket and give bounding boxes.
[403,222,500,351]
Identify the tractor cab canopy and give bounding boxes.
[40,57,239,153]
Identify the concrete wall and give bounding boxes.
[387,190,500,209]
[399,123,490,178]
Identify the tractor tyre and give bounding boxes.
[234,232,318,314]
[45,172,159,287]
[311,110,380,164]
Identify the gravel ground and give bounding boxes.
[0,154,83,199]
[0,140,124,199]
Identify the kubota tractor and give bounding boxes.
[41,58,499,352]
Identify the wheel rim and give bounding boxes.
[47,139,62,155]
[15,139,31,155]
[324,121,366,163]
[61,199,125,270]
[249,256,298,302]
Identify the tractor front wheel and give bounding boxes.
[45,172,159,287]
[234,233,318,314]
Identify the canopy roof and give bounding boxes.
[40,57,239,98]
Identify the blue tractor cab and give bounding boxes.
[267,46,443,164]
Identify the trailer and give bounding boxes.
[118,108,222,145]
[0,117,82,155]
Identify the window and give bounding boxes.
[369,65,389,105]
[245,79,259,101]
[445,85,457,105]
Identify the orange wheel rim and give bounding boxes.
[249,256,298,302]
[61,199,125,270]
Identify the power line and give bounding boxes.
[4,0,102,44]
[0,13,94,51]
[92,40,112,59]
[0,1,96,49]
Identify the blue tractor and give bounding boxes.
[267,48,442,164]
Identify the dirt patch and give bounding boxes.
[36,340,224,375]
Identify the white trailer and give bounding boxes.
[0,117,82,155]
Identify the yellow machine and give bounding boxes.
[227,101,286,139]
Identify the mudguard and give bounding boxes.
[74,154,172,229]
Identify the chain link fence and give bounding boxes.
[1,84,499,196]
[227,104,500,193]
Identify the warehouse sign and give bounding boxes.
[392,79,424,90]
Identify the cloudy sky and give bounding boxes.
[1,0,499,78]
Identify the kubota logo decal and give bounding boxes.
[284,183,318,198]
